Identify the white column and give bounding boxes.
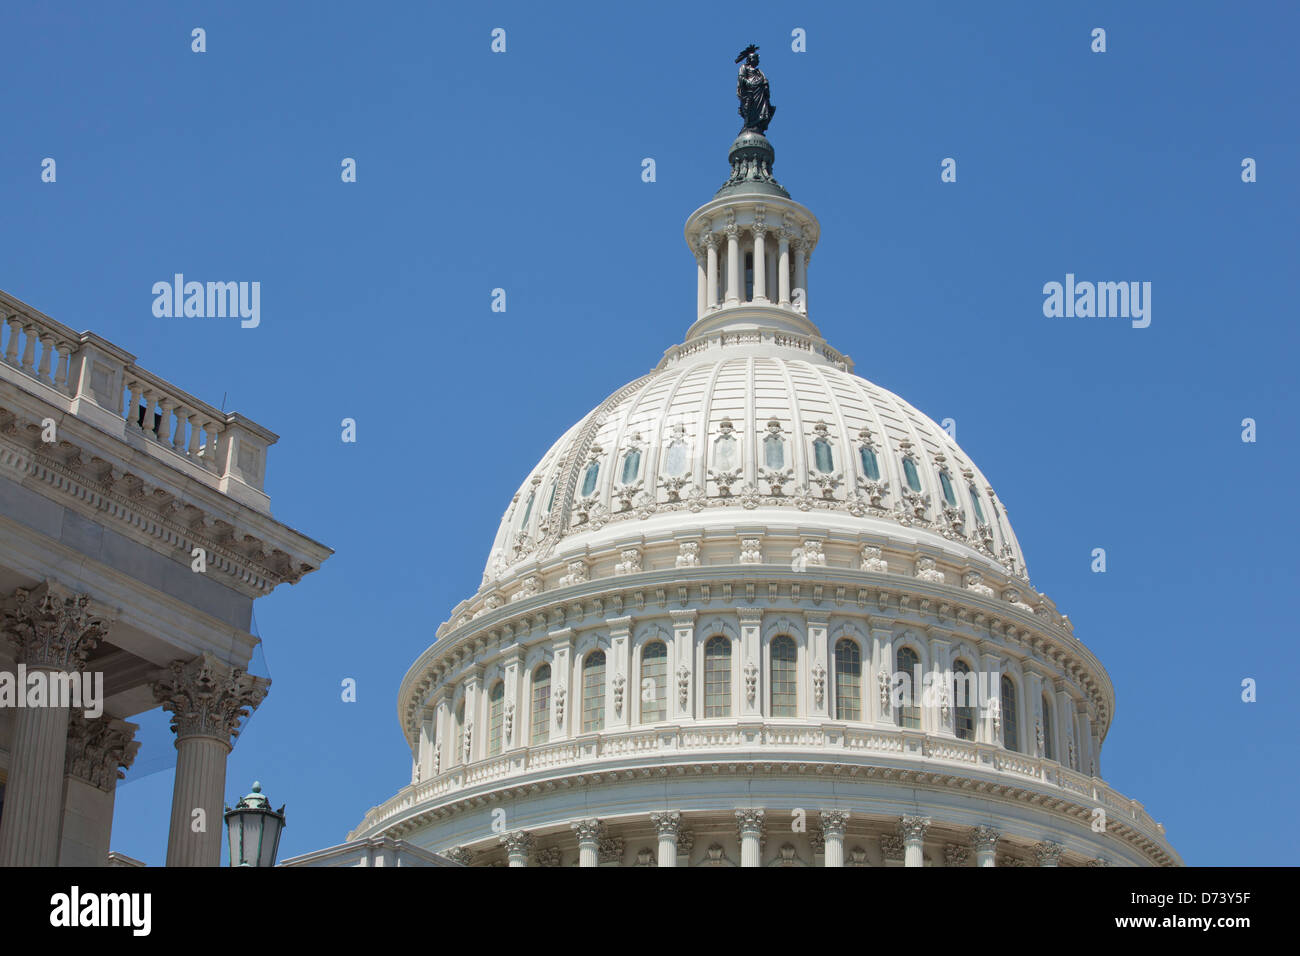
[971,826,999,867]
[462,668,483,764]
[502,653,522,750]
[820,811,848,867]
[705,235,719,309]
[154,652,269,866]
[696,252,707,318]
[725,225,741,304]
[500,830,534,867]
[0,583,110,867]
[899,815,930,867]
[551,630,573,740]
[752,224,767,303]
[432,694,449,776]
[736,809,764,867]
[777,232,791,305]
[572,818,603,867]
[793,239,808,313]
[650,811,681,867]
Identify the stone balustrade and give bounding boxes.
[0,291,278,513]
[349,720,1171,856]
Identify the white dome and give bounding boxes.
[483,333,1027,589]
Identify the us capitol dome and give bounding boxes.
[342,56,1180,868]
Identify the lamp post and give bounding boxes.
[224,781,286,867]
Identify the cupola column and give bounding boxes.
[695,250,707,318]
[752,221,768,303]
[500,829,534,867]
[704,234,719,312]
[793,239,808,313]
[725,223,741,305]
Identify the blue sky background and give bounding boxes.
[1,1,1295,866]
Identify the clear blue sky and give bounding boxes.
[2,1,1295,866]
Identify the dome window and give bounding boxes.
[859,445,880,481]
[582,651,606,733]
[968,485,986,524]
[620,448,642,484]
[834,639,861,721]
[714,434,738,471]
[531,665,551,745]
[640,642,667,723]
[813,438,834,473]
[545,481,557,511]
[953,660,976,741]
[770,636,797,717]
[665,439,688,477]
[939,471,957,507]
[581,461,600,497]
[487,681,505,756]
[520,490,535,527]
[902,457,922,492]
[896,646,921,729]
[1041,693,1055,761]
[764,432,785,469]
[704,636,732,718]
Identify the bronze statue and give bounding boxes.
[735,45,774,135]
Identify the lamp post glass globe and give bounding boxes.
[224,781,287,867]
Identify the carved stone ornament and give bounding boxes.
[65,713,140,792]
[675,541,701,568]
[2,581,111,671]
[677,664,691,707]
[811,661,827,708]
[536,846,562,867]
[970,826,1000,853]
[570,818,605,844]
[819,810,849,835]
[738,538,763,564]
[614,548,642,575]
[499,830,534,857]
[558,560,588,587]
[878,669,891,713]
[1033,841,1064,867]
[915,556,945,584]
[554,686,566,727]
[650,811,682,837]
[744,659,758,705]
[152,651,269,744]
[880,834,904,861]
[504,701,515,744]
[735,808,766,835]
[965,571,994,596]
[443,847,474,866]
[612,674,626,715]
[944,844,970,867]
[898,815,932,843]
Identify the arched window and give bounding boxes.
[714,434,738,471]
[621,448,642,484]
[859,445,880,481]
[896,646,921,729]
[770,636,797,717]
[953,660,976,741]
[487,681,505,755]
[813,437,834,473]
[1041,694,1055,761]
[582,651,606,732]
[902,457,922,492]
[968,485,986,524]
[546,480,558,511]
[764,433,785,469]
[640,642,667,723]
[939,471,957,507]
[834,639,861,720]
[581,460,600,496]
[704,636,731,718]
[520,490,535,527]
[1000,676,1019,752]
[531,664,551,745]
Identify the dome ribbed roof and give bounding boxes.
[482,336,1027,586]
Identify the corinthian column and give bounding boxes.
[735,808,765,867]
[60,713,140,866]
[500,830,534,867]
[725,224,741,304]
[819,810,849,867]
[650,811,681,867]
[0,583,111,866]
[153,652,269,867]
[1034,840,1063,867]
[571,818,604,868]
[971,826,1000,867]
[899,815,931,867]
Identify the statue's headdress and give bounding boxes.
[735,44,759,64]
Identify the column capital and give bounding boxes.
[1033,840,1064,867]
[570,818,605,843]
[650,811,682,837]
[819,809,849,836]
[736,608,764,627]
[735,807,765,836]
[898,815,931,842]
[499,830,535,855]
[970,825,1001,852]
[2,581,112,671]
[65,712,140,791]
[152,652,269,746]
[669,608,698,625]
